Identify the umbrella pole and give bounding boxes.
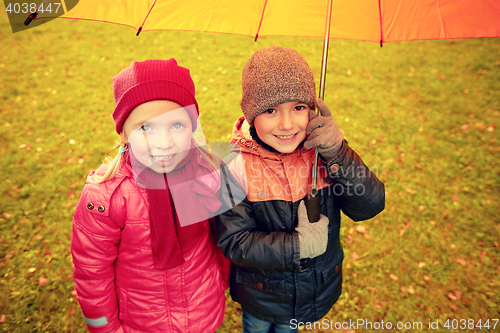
[311,0,333,197]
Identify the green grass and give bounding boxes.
[1,9,499,333]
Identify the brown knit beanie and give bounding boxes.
[241,46,316,127]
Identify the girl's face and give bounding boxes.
[253,101,310,154]
[121,100,193,174]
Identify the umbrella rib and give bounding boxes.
[137,0,158,36]
[378,0,383,47]
[254,0,269,41]
[435,0,446,38]
[384,0,402,41]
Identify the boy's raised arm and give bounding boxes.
[325,140,385,222]
[305,98,385,221]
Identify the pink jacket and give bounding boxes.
[71,160,229,333]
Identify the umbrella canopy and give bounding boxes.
[25,0,500,202]
[31,0,500,43]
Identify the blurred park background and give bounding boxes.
[0,4,499,332]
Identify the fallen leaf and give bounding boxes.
[33,235,42,241]
[351,253,360,261]
[70,289,77,296]
[66,189,76,197]
[455,258,467,266]
[347,234,354,245]
[418,205,426,211]
[0,314,5,323]
[494,241,499,248]
[19,220,27,225]
[423,275,430,282]
[28,267,36,273]
[38,276,49,286]
[2,213,11,219]
[454,290,462,300]
[450,303,458,311]
[474,122,486,130]
[373,300,383,309]
[448,292,457,301]
[418,262,427,268]
[389,273,399,281]
[408,286,416,295]
[355,225,366,235]
[477,251,487,262]
[400,286,407,293]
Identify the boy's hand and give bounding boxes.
[304,97,343,162]
[296,201,329,259]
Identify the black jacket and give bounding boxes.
[215,119,385,324]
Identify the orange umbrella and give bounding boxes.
[26,0,500,94]
[24,0,500,201]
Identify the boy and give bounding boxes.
[216,46,385,333]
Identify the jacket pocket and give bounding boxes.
[320,254,343,285]
[235,268,287,295]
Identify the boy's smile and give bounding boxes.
[253,101,311,154]
[121,100,193,174]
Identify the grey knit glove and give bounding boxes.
[304,97,344,162]
[296,201,329,259]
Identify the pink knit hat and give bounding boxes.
[112,59,199,134]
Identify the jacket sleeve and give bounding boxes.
[71,182,123,333]
[215,163,299,271]
[324,140,385,221]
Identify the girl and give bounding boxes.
[71,59,229,333]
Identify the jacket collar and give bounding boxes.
[230,116,309,161]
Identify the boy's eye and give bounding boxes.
[172,123,184,130]
[140,125,151,131]
[264,108,276,114]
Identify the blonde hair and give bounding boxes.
[94,141,126,183]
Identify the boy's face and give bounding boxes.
[121,100,193,174]
[253,101,311,154]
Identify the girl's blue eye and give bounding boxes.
[140,125,150,131]
[264,109,276,114]
[173,123,184,129]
